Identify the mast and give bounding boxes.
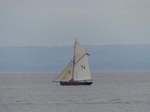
[72,39,76,81]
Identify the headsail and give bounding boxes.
[52,60,72,82]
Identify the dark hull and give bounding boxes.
[60,81,93,86]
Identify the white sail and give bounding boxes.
[73,55,91,81]
[74,39,86,63]
[52,60,72,82]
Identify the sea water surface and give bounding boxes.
[0,71,150,112]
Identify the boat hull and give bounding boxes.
[60,81,93,86]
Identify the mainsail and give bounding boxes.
[73,54,91,81]
[73,39,91,81]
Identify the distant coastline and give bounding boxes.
[0,44,150,72]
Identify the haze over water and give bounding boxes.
[0,71,150,112]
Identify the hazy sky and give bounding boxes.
[1,0,150,46]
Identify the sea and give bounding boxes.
[0,71,150,112]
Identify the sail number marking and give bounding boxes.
[81,65,86,70]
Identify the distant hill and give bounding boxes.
[0,45,150,72]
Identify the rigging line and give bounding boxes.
[74,53,87,64]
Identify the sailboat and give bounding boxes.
[52,39,93,85]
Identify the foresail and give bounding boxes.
[74,39,86,63]
[52,60,72,82]
[73,55,91,81]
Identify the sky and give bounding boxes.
[1,0,150,46]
